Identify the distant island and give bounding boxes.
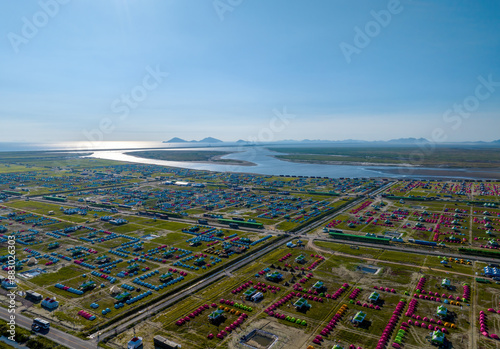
[163,137,223,144]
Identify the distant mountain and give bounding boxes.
[163,137,188,143]
[463,139,500,145]
[163,137,500,146]
[163,137,223,144]
[386,137,429,144]
[271,139,369,144]
[199,137,223,143]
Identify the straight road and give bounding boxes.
[0,307,97,349]
[7,181,393,345]
[311,235,499,264]
[95,233,295,341]
[95,184,386,342]
[29,197,278,236]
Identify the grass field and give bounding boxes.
[125,150,251,165]
[1,153,500,349]
[269,145,500,169]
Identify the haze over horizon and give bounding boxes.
[1,1,499,144]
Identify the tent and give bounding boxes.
[352,311,366,325]
[27,257,37,266]
[431,330,445,345]
[369,292,380,302]
[437,305,448,318]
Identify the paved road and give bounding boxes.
[311,236,499,264]
[95,185,383,342]
[8,181,391,345]
[308,238,478,278]
[6,181,392,347]
[96,233,295,342]
[9,172,493,349]
[0,307,97,349]
[29,197,279,236]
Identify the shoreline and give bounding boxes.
[85,150,500,180]
[124,152,257,167]
[273,156,500,170]
[372,167,500,179]
[273,156,417,167]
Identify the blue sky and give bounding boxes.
[1,0,499,143]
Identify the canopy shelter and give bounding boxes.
[352,311,366,325]
[295,254,307,264]
[266,271,283,282]
[208,309,225,323]
[244,287,257,300]
[431,330,445,345]
[312,281,325,291]
[437,305,448,318]
[369,292,380,302]
[293,297,311,311]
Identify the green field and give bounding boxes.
[0,153,499,349]
[269,145,500,169]
[125,150,251,165]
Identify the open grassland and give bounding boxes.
[125,150,252,166]
[0,154,499,348]
[106,240,489,349]
[269,146,500,169]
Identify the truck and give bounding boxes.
[31,318,50,332]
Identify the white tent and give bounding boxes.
[27,257,37,266]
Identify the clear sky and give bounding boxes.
[1,0,499,143]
